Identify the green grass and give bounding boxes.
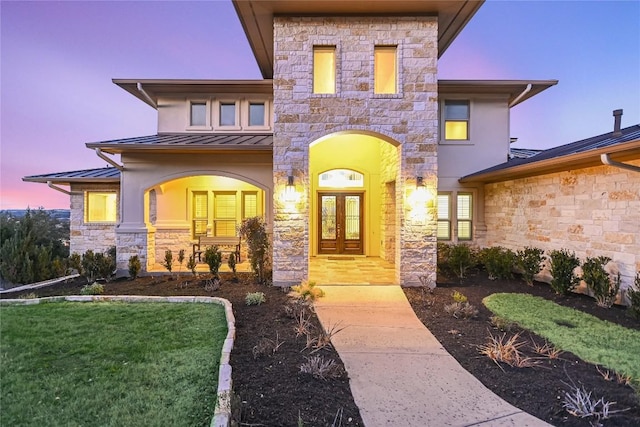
[1,301,227,427]
[483,293,640,380]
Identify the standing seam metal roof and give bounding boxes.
[85,133,273,149]
[23,167,120,182]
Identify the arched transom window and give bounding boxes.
[319,169,364,188]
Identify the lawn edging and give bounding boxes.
[0,295,236,427]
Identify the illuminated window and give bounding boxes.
[318,169,364,188]
[192,191,208,238]
[249,103,265,126]
[220,103,236,126]
[313,46,336,94]
[457,193,473,240]
[374,46,397,94]
[242,191,258,218]
[214,192,237,236]
[444,100,469,140]
[436,194,451,240]
[86,192,117,223]
[437,192,473,241]
[190,102,207,126]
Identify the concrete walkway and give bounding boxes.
[314,285,551,427]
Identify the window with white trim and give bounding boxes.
[192,191,209,239]
[444,100,470,140]
[190,102,207,126]
[219,103,236,126]
[213,192,237,236]
[437,192,473,241]
[248,103,265,127]
[242,191,258,219]
[86,192,117,223]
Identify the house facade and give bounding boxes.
[23,0,640,290]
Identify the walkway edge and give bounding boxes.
[0,295,236,427]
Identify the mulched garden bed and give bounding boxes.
[404,271,640,427]
[4,271,639,426]
[1,273,364,427]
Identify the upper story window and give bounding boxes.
[444,100,470,140]
[374,46,397,94]
[190,102,207,126]
[86,192,117,223]
[219,103,237,126]
[313,46,336,94]
[248,103,265,126]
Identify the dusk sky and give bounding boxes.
[1,0,639,210]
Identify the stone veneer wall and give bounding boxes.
[380,143,399,263]
[273,16,439,286]
[69,183,118,255]
[484,159,640,290]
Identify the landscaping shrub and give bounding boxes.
[68,253,82,276]
[447,243,475,280]
[452,290,467,303]
[238,216,270,284]
[444,301,478,319]
[228,252,237,276]
[81,250,98,282]
[245,292,266,306]
[549,249,580,295]
[582,256,620,308]
[177,249,185,276]
[516,247,545,286]
[289,280,325,302]
[80,282,105,295]
[479,246,515,280]
[204,245,222,277]
[627,272,640,319]
[162,249,173,275]
[436,242,452,275]
[128,255,141,279]
[95,252,116,282]
[186,254,197,277]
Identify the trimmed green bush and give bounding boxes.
[516,247,544,286]
[549,249,580,295]
[582,256,619,308]
[479,246,515,280]
[627,272,640,318]
[447,243,475,280]
[204,245,222,277]
[128,255,141,279]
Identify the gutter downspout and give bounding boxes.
[95,148,124,171]
[600,153,640,173]
[137,82,157,109]
[508,83,532,108]
[47,181,72,195]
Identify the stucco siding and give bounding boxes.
[484,159,640,290]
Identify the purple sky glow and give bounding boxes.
[1,0,639,209]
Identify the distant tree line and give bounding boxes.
[0,208,70,285]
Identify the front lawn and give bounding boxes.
[1,301,227,427]
[484,292,640,379]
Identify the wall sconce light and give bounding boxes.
[414,176,428,203]
[283,175,297,202]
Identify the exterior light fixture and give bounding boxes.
[412,176,430,206]
[284,175,297,202]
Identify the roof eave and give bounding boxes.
[22,177,120,185]
[460,140,640,184]
[438,80,558,107]
[84,144,274,155]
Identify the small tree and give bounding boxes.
[627,272,640,318]
[548,249,580,295]
[228,252,237,278]
[177,249,185,277]
[239,216,270,284]
[186,254,198,277]
[81,250,98,282]
[516,247,545,286]
[162,249,174,276]
[95,251,116,282]
[204,246,222,278]
[128,255,141,279]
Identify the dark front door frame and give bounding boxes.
[317,191,364,255]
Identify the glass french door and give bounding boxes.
[318,193,363,255]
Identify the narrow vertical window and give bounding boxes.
[192,192,208,238]
[457,193,473,240]
[437,194,451,240]
[248,103,265,126]
[220,103,236,126]
[213,192,237,236]
[313,46,336,94]
[374,46,397,94]
[242,191,258,218]
[444,100,470,140]
[190,102,206,126]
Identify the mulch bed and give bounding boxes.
[1,273,364,427]
[404,270,640,427]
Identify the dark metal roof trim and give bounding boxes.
[85,133,274,154]
[460,125,640,183]
[23,167,121,184]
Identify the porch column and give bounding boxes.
[115,168,150,275]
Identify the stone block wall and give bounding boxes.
[484,160,640,290]
[273,15,439,286]
[69,183,118,255]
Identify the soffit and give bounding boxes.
[114,79,274,108]
[438,80,558,107]
[232,0,484,78]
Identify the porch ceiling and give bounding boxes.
[85,133,274,155]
